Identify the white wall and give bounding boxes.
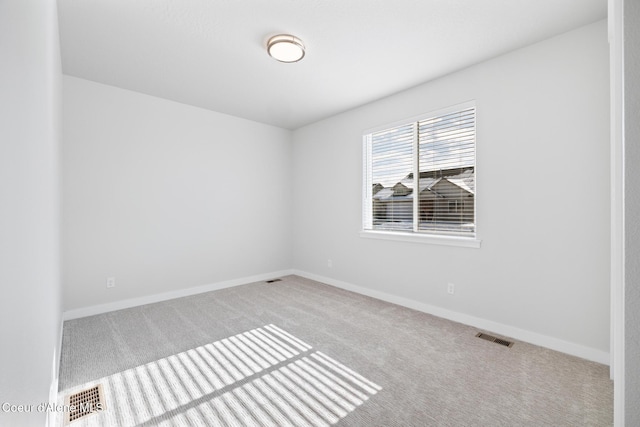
[0,1,62,426]
[292,21,610,359]
[625,0,640,423]
[62,77,292,311]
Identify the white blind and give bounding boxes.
[418,107,475,234]
[370,123,414,231]
[364,104,476,237]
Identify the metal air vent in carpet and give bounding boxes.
[476,332,514,348]
[64,384,105,425]
[266,278,282,283]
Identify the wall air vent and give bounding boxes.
[476,332,514,348]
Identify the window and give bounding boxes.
[363,102,476,241]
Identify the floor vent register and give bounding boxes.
[64,384,105,425]
[476,332,514,348]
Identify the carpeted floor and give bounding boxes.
[58,275,612,426]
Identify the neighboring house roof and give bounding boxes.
[374,167,475,201]
[401,176,438,193]
[392,182,412,196]
[445,177,474,195]
[372,188,395,200]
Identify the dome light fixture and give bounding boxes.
[267,34,305,63]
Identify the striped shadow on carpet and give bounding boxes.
[57,324,381,426]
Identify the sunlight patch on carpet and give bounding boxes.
[58,324,381,426]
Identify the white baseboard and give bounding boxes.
[62,270,294,321]
[293,270,610,365]
[61,268,609,365]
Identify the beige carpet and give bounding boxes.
[58,275,612,426]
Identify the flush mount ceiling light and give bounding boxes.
[267,34,305,63]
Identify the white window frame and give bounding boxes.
[361,101,481,248]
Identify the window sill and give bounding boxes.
[359,230,482,248]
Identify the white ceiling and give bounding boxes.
[57,0,607,130]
